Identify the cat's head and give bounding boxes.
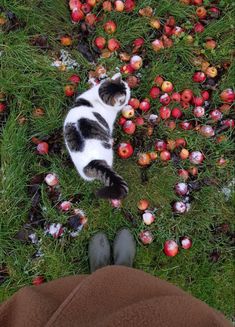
[98,73,130,109]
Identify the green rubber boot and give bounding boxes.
[88,232,111,273]
[113,228,136,267]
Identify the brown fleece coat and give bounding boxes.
[0,266,232,327]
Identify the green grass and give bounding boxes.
[0,0,234,319]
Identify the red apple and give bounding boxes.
[180,236,192,249]
[164,25,172,36]
[196,6,207,19]
[129,98,140,109]
[205,39,217,50]
[60,35,72,46]
[194,22,204,33]
[86,0,96,7]
[189,151,204,164]
[123,120,136,134]
[137,199,149,211]
[175,138,187,148]
[193,96,204,106]
[45,173,59,186]
[175,182,188,196]
[139,230,154,245]
[159,106,171,119]
[165,120,176,130]
[152,39,164,51]
[138,153,151,166]
[164,240,179,257]
[126,75,139,88]
[32,276,45,286]
[81,3,91,14]
[159,93,171,105]
[148,151,158,160]
[188,166,198,176]
[69,0,82,10]
[178,169,189,180]
[107,38,120,52]
[118,116,126,125]
[179,148,189,160]
[171,107,182,119]
[221,119,235,129]
[104,20,117,34]
[122,105,135,118]
[71,9,84,22]
[120,64,134,75]
[85,13,97,26]
[166,16,176,27]
[172,26,184,36]
[201,90,210,100]
[149,86,160,99]
[160,150,171,161]
[117,142,134,159]
[110,199,122,208]
[130,55,143,70]
[199,125,215,137]
[179,121,193,130]
[135,117,144,126]
[133,37,144,48]
[142,212,155,225]
[181,89,193,102]
[37,142,49,155]
[209,109,222,122]
[192,0,203,5]
[94,36,106,50]
[103,0,112,11]
[193,72,206,83]
[220,89,235,103]
[124,0,135,12]
[154,75,164,86]
[68,74,81,84]
[64,84,75,97]
[60,201,72,211]
[139,100,150,112]
[0,103,6,112]
[208,6,220,18]
[114,0,124,11]
[155,140,167,152]
[173,201,186,214]
[171,92,181,102]
[193,106,205,118]
[161,81,173,93]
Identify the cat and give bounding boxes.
[63,73,131,199]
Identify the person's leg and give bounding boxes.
[113,228,136,267]
[88,232,111,272]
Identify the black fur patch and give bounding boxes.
[83,160,128,199]
[73,98,93,108]
[92,111,110,131]
[102,142,111,149]
[64,123,84,152]
[78,118,110,142]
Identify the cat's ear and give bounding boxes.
[111,73,122,83]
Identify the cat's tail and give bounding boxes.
[83,160,128,199]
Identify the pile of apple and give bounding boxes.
[137,198,192,256]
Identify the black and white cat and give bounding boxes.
[63,74,131,199]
